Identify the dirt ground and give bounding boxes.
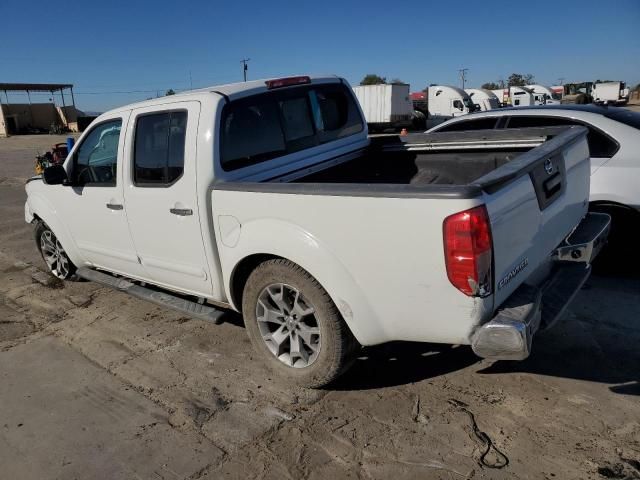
[1,134,639,480]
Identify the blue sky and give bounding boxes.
[1,0,638,112]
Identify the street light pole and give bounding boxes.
[459,68,469,90]
[241,58,250,82]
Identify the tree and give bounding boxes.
[390,78,405,85]
[165,89,176,96]
[507,73,535,87]
[481,82,501,90]
[360,74,386,85]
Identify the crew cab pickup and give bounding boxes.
[25,75,609,387]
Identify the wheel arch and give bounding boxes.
[221,219,386,346]
[26,193,84,267]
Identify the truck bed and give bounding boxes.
[212,125,591,346]
[295,127,564,187]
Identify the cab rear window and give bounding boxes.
[220,83,363,171]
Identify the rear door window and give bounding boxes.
[220,83,363,171]
[435,117,500,132]
[134,111,187,185]
[505,115,619,157]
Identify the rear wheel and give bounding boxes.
[35,222,77,280]
[242,259,358,388]
[590,205,639,274]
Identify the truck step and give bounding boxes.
[76,267,225,324]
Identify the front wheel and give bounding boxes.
[242,259,358,388]
[35,222,77,280]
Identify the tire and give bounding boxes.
[34,221,78,280]
[242,259,359,388]
[590,205,639,275]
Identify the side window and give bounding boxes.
[514,99,520,106]
[505,116,618,158]
[72,119,122,186]
[134,111,187,185]
[453,99,464,110]
[436,117,499,132]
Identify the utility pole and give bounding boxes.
[241,58,250,82]
[459,68,469,90]
[557,77,565,86]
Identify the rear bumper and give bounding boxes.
[472,212,611,361]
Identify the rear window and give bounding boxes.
[220,83,363,171]
[505,115,619,158]
[436,117,500,132]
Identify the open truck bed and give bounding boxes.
[213,126,600,357]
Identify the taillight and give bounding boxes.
[443,205,493,296]
[265,76,311,89]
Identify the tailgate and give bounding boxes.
[478,126,591,307]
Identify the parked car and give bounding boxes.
[428,104,640,267]
[26,76,608,387]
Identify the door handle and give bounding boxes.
[170,208,193,216]
[106,203,123,210]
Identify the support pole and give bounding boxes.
[27,90,34,129]
[59,88,67,128]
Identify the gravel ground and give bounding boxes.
[0,133,639,480]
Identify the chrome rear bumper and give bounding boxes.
[472,212,611,361]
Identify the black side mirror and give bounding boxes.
[43,165,69,185]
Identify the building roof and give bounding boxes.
[0,83,73,92]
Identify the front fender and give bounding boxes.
[220,218,386,346]
[26,192,84,268]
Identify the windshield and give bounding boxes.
[604,108,640,129]
[552,92,562,100]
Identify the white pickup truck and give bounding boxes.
[25,75,610,387]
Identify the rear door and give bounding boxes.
[123,101,213,297]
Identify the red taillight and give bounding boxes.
[265,76,311,89]
[443,205,493,296]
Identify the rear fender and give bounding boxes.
[221,218,384,346]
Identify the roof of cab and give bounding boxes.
[104,74,342,115]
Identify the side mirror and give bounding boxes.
[43,165,69,185]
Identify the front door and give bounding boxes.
[57,112,147,278]
[122,101,213,297]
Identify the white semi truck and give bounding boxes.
[525,85,562,105]
[427,85,475,124]
[465,88,501,111]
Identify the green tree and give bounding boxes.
[165,89,176,96]
[507,73,535,87]
[481,82,501,90]
[390,78,405,85]
[360,74,387,85]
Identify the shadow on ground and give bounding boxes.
[330,273,640,393]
